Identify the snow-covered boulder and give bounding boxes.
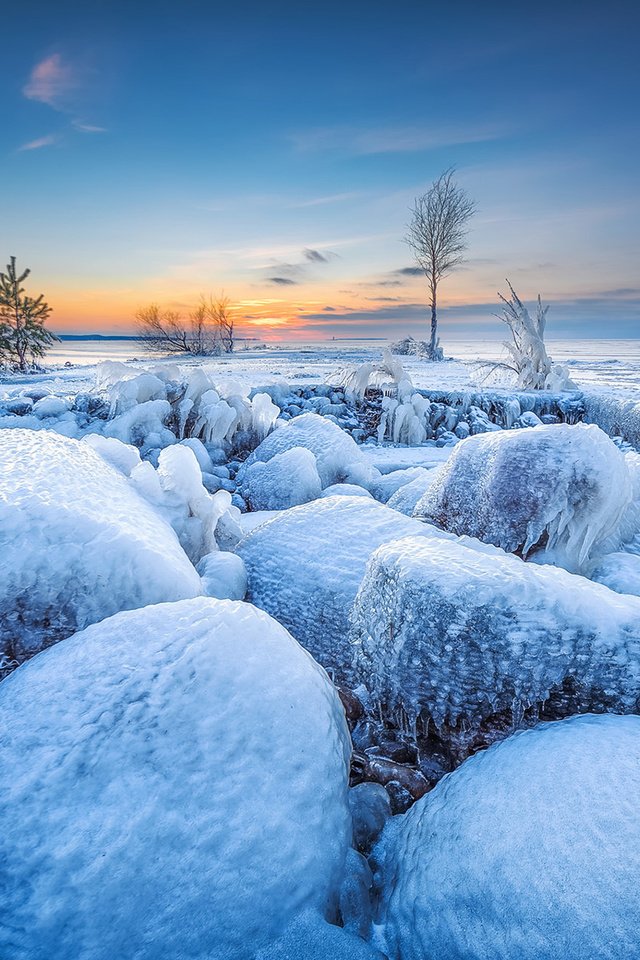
[197,550,248,600]
[0,430,201,673]
[238,413,379,489]
[590,551,640,597]
[0,598,352,960]
[372,714,640,960]
[351,535,640,737]
[369,467,434,504]
[386,470,439,516]
[241,446,322,510]
[321,483,373,499]
[414,423,631,571]
[237,497,445,680]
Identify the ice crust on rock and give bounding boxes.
[386,469,439,515]
[351,535,640,733]
[0,598,352,960]
[321,483,374,499]
[0,429,201,672]
[238,413,379,489]
[255,910,384,960]
[414,423,632,571]
[236,497,445,680]
[590,551,640,598]
[197,550,248,600]
[241,446,322,510]
[372,714,640,960]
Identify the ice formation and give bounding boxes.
[0,598,352,960]
[321,483,374,499]
[590,551,640,598]
[372,714,640,960]
[369,467,435,504]
[241,446,322,510]
[386,469,439,515]
[414,423,632,571]
[331,348,412,398]
[238,413,379,489]
[351,535,640,735]
[197,550,248,600]
[237,497,446,680]
[255,910,384,960]
[0,429,201,674]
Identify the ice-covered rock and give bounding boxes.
[255,910,384,960]
[237,497,445,680]
[321,483,374,499]
[369,467,434,504]
[414,423,631,571]
[349,782,392,854]
[351,535,640,737]
[241,446,322,510]
[0,598,352,960]
[238,413,379,489]
[197,550,248,600]
[386,469,439,515]
[372,714,640,960]
[590,551,640,597]
[83,433,142,475]
[0,430,201,674]
[103,397,176,453]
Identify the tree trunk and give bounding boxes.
[429,281,438,358]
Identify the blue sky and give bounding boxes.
[1,0,639,339]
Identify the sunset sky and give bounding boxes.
[1,0,639,341]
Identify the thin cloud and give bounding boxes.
[303,248,336,264]
[18,134,58,152]
[394,266,423,276]
[23,54,77,111]
[268,277,298,286]
[293,192,361,208]
[290,121,509,156]
[72,120,107,134]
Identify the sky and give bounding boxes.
[1,0,639,342]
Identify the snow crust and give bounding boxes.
[372,714,640,960]
[351,535,640,733]
[238,413,379,489]
[241,446,322,510]
[0,598,352,960]
[236,497,445,680]
[414,423,632,571]
[0,429,201,672]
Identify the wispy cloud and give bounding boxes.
[23,54,77,111]
[292,192,361,208]
[290,121,509,156]
[303,248,338,264]
[268,276,298,286]
[72,120,107,134]
[18,134,59,152]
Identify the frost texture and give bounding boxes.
[414,423,631,571]
[237,497,443,680]
[238,413,379,489]
[241,446,322,510]
[373,714,640,960]
[0,429,200,672]
[351,535,640,733]
[0,598,352,960]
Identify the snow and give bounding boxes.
[414,423,632,572]
[590,551,640,597]
[351,535,640,735]
[0,597,352,960]
[238,413,379,489]
[197,550,248,600]
[0,429,201,673]
[236,497,447,680]
[372,714,640,960]
[387,469,439,515]
[369,466,435,504]
[241,446,322,510]
[322,483,373,499]
[254,910,384,960]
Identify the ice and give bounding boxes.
[321,483,374,499]
[83,434,142,475]
[0,429,201,674]
[32,395,69,418]
[132,444,238,562]
[590,552,640,597]
[386,470,439,515]
[254,910,384,960]
[348,782,392,854]
[372,714,640,960]
[414,423,632,572]
[351,535,640,735]
[236,497,447,680]
[0,597,352,960]
[331,348,412,399]
[369,466,435,504]
[197,550,248,600]
[104,397,176,452]
[238,413,379,489]
[241,446,322,510]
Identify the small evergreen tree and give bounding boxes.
[0,257,58,371]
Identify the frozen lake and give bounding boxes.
[3,337,640,397]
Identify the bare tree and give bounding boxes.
[135,304,193,354]
[405,168,475,360]
[136,295,234,356]
[0,256,59,371]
